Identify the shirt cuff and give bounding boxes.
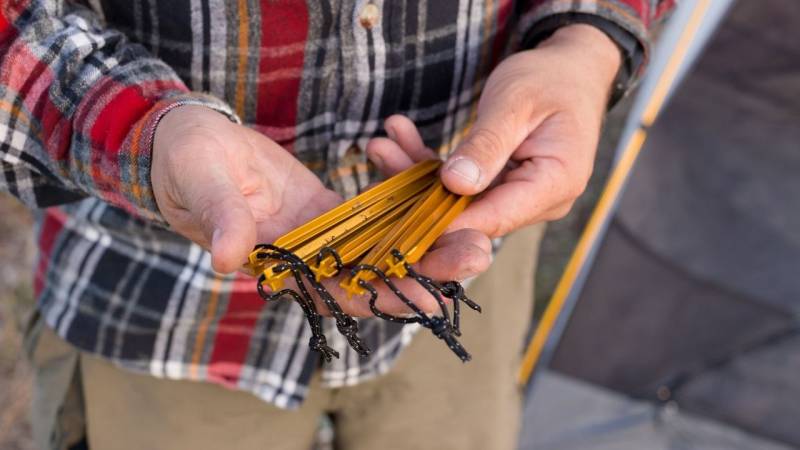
[120,92,240,224]
[521,12,647,108]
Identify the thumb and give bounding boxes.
[441,109,535,196]
[189,175,257,273]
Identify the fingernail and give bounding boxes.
[386,125,398,141]
[446,157,481,185]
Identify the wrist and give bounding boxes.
[544,24,622,94]
[155,104,218,137]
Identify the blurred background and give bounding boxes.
[2,0,799,449]
[522,0,800,448]
[0,197,36,450]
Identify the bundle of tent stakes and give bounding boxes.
[243,159,481,362]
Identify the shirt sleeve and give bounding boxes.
[0,1,238,222]
[518,0,676,102]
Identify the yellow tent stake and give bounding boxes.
[310,196,418,282]
[405,195,471,263]
[244,161,439,277]
[329,197,416,263]
[260,183,428,290]
[392,188,456,258]
[288,176,434,261]
[357,181,445,269]
[272,159,440,250]
[384,193,459,276]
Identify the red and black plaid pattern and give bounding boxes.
[2,0,670,409]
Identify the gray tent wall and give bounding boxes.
[614,0,733,164]
[521,0,800,448]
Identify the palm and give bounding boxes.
[152,105,341,272]
[230,130,343,244]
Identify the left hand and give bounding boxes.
[435,24,621,237]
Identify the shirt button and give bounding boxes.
[359,3,380,29]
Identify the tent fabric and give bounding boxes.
[616,0,800,311]
[550,221,794,399]
[536,0,800,446]
[520,371,793,450]
[549,221,800,444]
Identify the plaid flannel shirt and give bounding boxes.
[1,0,671,409]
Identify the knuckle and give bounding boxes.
[196,198,216,226]
[463,247,490,276]
[461,127,505,163]
[546,203,575,221]
[545,157,589,203]
[492,217,511,238]
[506,87,538,122]
[488,212,515,238]
[567,178,589,201]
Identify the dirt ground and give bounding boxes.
[0,194,36,450]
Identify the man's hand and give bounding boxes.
[440,24,622,236]
[152,105,342,273]
[151,106,492,317]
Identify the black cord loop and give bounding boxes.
[252,244,479,363]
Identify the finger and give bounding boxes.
[367,115,438,177]
[414,233,492,282]
[448,157,573,237]
[441,103,544,196]
[384,115,437,161]
[366,137,415,176]
[185,172,257,273]
[429,228,492,255]
[448,109,592,236]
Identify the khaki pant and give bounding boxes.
[29,225,543,450]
